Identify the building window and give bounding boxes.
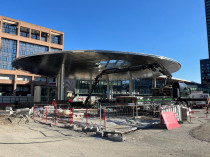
[16,85,30,96]
[19,42,48,57]
[0,38,17,70]
[31,29,40,40]
[50,47,62,52]
[0,85,13,96]
[41,32,48,42]
[2,21,18,35]
[20,27,30,38]
[34,77,46,82]
[17,76,32,81]
[51,33,61,44]
[0,74,14,80]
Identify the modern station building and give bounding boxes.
[0,16,64,96]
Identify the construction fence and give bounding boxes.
[32,103,210,133]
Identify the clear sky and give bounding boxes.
[0,0,207,83]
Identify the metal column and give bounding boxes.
[153,76,157,88]
[110,81,113,100]
[57,73,61,100]
[107,75,110,99]
[129,72,133,96]
[60,63,65,100]
[89,73,92,103]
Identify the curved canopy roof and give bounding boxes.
[12,50,181,80]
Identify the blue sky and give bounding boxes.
[0,0,207,83]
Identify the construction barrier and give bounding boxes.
[32,106,106,130]
[160,105,182,122]
[189,107,209,122]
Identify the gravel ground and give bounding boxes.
[0,109,209,157]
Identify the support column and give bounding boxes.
[13,75,17,96]
[153,76,157,88]
[110,81,113,100]
[29,28,31,38]
[107,75,110,99]
[129,72,133,96]
[57,73,61,100]
[60,63,65,100]
[89,73,92,92]
[89,73,92,103]
[30,75,34,96]
[39,31,41,41]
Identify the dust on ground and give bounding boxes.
[190,120,210,142]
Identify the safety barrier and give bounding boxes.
[189,107,209,122]
[160,105,182,122]
[32,106,106,130]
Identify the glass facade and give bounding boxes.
[0,84,13,96]
[0,38,17,70]
[200,59,210,84]
[34,77,47,82]
[205,0,210,57]
[16,85,30,96]
[19,42,48,57]
[76,78,171,97]
[2,23,17,35]
[200,1,210,85]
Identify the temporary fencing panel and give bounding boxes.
[189,108,209,122]
[160,105,182,122]
[32,105,106,130]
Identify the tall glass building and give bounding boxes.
[0,16,64,96]
[200,0,210,85]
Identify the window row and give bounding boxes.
[2,22,62,45]
[19,42,48,57]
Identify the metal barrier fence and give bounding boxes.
[32,106,106,131]
[189,107,209,122]
[100,103,161,118]
[160,105,182,122]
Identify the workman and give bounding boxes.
[52,99,57,122]
[68,97,73,108]
[52,99,57,108]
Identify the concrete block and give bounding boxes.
[0,111,13,115]
[96,131,104,137]
[82,126,99,132]
[5,107,12,111]
[107,134,126,142]
[65,124,74,129]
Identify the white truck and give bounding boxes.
[189,91,209,108]
[73,95,98,106]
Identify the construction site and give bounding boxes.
[0,50,209,156]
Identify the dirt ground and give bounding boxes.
[0,109,209,157]
[190,120,210,142]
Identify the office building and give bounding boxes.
[0,16,64,96]
[200,0,210,85]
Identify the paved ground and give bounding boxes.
[0,109,209,157]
